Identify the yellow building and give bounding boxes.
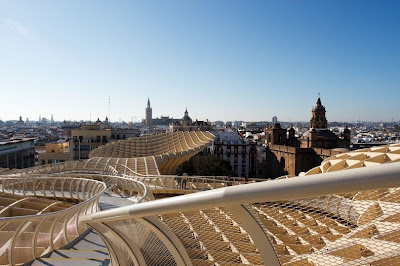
[37,142,73,165]
[71,126,112,160]
[45,142,69,153]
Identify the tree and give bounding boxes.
[175,154,233,176]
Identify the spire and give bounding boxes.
[147,97,151,108]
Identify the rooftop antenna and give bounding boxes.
[108,97,111,123]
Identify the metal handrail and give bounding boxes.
[0,176,106,265]
[121,174,150,203]
[4,161,119,176]
[32,173,154,203]
[132,175,268,193]
[82,162,400,222]
[0,177,106,221]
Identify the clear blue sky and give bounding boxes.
[1,0,399,123]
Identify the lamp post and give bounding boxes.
[77,137,81,162]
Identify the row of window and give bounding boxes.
[40,159,65,165]
[73,136,108,142]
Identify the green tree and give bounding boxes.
[175,155,233,176]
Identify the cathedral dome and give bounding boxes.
[313,98,326,111]
[303,129,338,140]
[315,129,339,140]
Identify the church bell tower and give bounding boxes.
[310,97,327,129]
[145,97,153,128]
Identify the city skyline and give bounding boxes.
[1,1,399,122]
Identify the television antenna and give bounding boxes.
[108,97,111,123]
